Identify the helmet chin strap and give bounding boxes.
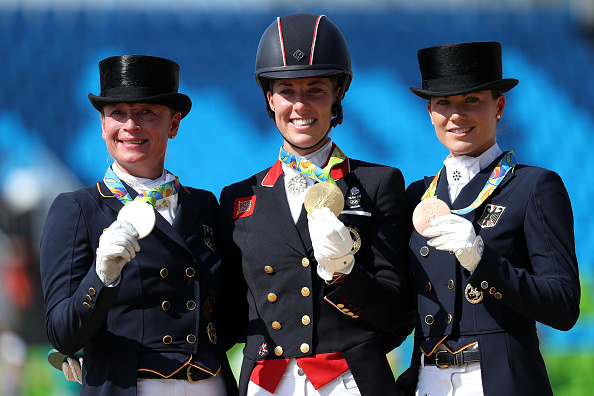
[285,133,329,151]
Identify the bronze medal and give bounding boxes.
[304,182,344,218]
[465,283,484,304]
[412,198,450,235]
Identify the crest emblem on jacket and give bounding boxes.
[478,204,506,228]
[203,224,216,251]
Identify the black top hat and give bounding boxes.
[410,41,518,99]
[88,55,192,118]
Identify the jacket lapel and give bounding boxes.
[259,174,309,255]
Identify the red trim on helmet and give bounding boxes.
[310,15,324,65]
[277,17,287,66]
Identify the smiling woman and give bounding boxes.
[428,90,505,157]
[399,41,580,396]
[101,102,180,179]
[40,55,238,396]
[267,78,339,156]
[217,13,415,396]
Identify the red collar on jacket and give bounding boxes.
[261,144,350,187]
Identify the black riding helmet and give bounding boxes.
[255,14,352,128]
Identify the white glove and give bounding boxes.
[308,207,355,281]
[423,214,484,272]
[96,220,140,286]
[62,356,83,384]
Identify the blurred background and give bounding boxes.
[0,0,593,394]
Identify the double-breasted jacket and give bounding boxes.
[397,152,580,396]
[40,180,238,396]
[219,154,415,395]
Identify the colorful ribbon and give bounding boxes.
[279,145,346,186]
[421,151,517,215]
[103,166,180,207]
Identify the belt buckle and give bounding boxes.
[186,366,199,384]
[434,350,450,369]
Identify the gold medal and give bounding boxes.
[465,284,484,304]
[412,198,450,235]
[304,182,344,218]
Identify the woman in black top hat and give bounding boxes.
[218,13,414,396]
[396,42,580,396]
[40,55,238,396]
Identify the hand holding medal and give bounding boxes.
[304,181,344,218]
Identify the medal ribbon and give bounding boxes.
[279,145,346,186]
[420,151,517,215]
[103,166,180,207]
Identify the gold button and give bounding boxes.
[267,293,277,303]
[274,346,283,356]
[186,300,197,310]
[264,266,273,274]
[445,314,452,324]
[162,301,171,310]
[186,267,195,277]
[300,343,310,353]
[420,246,429,257]
[160,268,169,278]
[301,287,310,297]
[481,281,489,289]
[494,292,502,299]
[88,287,96,295]
[425,315,434,325]
[346,312,355,316]
[272,321,282,330]
[83,302,90,308]
[186,334,196,344]
[302,258,310,267]
[86,294,92,301]
[448,280,454,290]
[489,287,496,295]
[450,251,456,255]
[301,315,311,325]
[337,303,345,309]
[342,308,350,312]
[163,335,172,345]
[352,315,359,319]
[425,282,432,291]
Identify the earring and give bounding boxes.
[169,135,175,139]
[431,121,435,125]
[496,114,501,120]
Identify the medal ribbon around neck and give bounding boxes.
[279,145,346,186]
[421,151,517,215]
[103,166,180,207]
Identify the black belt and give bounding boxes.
[138,366,213,383]
[424,350,480,368]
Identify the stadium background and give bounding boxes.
[0,0,592,394]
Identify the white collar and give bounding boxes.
[444,143,503,173]
[111,163,174,193]
[443,143,503,190]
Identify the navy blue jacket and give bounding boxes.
[219,156,415,396]
[397,153,580,396]
[40,180,238,396]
